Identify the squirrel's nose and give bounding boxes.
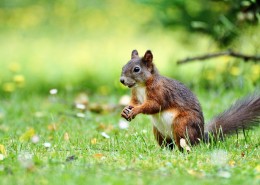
[120,78,125,84]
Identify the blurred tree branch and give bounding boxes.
[140,0,260,46]
[177,50,260,64]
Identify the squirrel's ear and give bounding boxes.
[143,50,153,63]
[143,50,154,72]
[131,50,139,59]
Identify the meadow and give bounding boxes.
[0,1,260,185]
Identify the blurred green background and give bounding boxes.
[0,0,259,96]
[0,2,259,184]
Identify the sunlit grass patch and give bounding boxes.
[0,90,259,184]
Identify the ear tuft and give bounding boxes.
[143,50,153,63]
[131,50,139,59]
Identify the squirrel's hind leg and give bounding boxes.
[153,126,175,150]
[173,115,203,152]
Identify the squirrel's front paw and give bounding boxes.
[121,105,134,121]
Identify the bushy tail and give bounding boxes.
[204,94,260,141]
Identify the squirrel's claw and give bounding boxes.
[126,107,138,121]
[121,111,129,121]
[121,106,134,121]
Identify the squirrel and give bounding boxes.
[120,49,260,152]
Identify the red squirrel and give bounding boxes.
[120,50,260,151]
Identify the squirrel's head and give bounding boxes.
[120,50,156,88]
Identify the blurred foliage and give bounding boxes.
[194,60,260,90]
[0,0,152,35]
[0,0,259,96]
[138,0,260,46]
[164,58,260,93]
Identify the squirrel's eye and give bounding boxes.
[133,66,140,73]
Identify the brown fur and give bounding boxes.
[120,50,260,151]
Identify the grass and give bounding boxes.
[0,2,259,183]
[0,88,259,185]
[0,32,259,184]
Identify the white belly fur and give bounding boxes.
[151,111,176,138]
[135,86,146,103]
[134,86,176,138]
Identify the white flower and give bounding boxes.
[75,103,86,110]
[49,89,58,95]
[119,95,131,106]
[118,120,129,129]
[101,132,110,139]
[31,135,40,143]
[43,142,51,148]
[0,154,4,161]
[76,113,85,118]
[34,111,45,118]
[142,129,147,134]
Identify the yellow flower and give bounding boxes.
[255,165,260,173]
[0,144,7,155]
[253,65,260,73]
[228,160,236,167]
[13,74,25,83]
[3,82,15,92]
[19,128,35,142]
[47,123,58,131]
[230,66,240,76]
[252,64,260,77]
[64,132,70,141]
[206,71,215,80]
[91,138,97,145]
[8,62,20,72]
[13,74,25,87]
